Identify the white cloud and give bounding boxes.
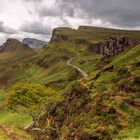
[0,0,140,44]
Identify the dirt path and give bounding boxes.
[0,124,26,140]
[67,58,88,77]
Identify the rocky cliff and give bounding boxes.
[50,28,69,42]
[50,27,137,57]
[89,37,136,56]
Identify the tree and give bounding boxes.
[7,82,62,126]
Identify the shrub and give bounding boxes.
[7,82,62,125]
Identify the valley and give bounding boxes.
[0,26,140,140]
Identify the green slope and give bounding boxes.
[0,26,140,139]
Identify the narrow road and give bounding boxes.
[67,58,88,77]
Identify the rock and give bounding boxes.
[89,36,136,56]
[50,29,69,42]
[89,42,102,54]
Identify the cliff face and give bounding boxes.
[90,37,136,56]
[50,29,69,42]
[50,27,137,57]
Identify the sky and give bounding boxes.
[0,0,140,44]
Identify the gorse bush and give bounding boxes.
[7,82,62,125]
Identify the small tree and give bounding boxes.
[7,82,62,126]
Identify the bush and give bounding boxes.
[7,82,62,125]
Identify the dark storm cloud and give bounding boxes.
[60,0,140,27]
[37,5,61,17]
[1,0,140,45]
[20,21,52,35]
[0,21,16,34]
[36,0,75,18]
[21,0,140,36]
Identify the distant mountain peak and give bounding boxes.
[22,38,47,49]
[0,38,32,53]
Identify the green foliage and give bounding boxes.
[0,26,140,139]
[7,82,62,124]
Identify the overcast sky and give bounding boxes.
[0,0,140,44]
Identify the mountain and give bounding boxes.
[0,38,34,88]
[0,26,140,140]
[0,38,32,53]
[22,38,47,49]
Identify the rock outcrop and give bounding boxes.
[89,37,136,56]
[50,29,69,42]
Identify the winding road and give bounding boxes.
[67,58,88,77]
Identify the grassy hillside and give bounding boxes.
[28,43,139,140]
[0,89,33,140]
[0,26,140,139]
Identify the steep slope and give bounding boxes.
[30,44,140,140]
[0,38,34,88]
[16,26,139,140]
[0,26,140,140]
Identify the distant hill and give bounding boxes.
[22,38,47,49]
[0,38,32,53]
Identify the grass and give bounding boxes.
[116,124,140,140]
[55,26,140,44]
[119,128,140,139]
[0,108,32,127]
[0,90,32,140]
[111,45,140,66]
[0,26,140,139]
[0,90,32,127]
[96,72,114,82]
[0,131,10,140]
[115,107,140,140]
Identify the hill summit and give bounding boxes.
[0,38,32,53]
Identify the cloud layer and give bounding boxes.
[0,21,16,34]
[0,0,140,44]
